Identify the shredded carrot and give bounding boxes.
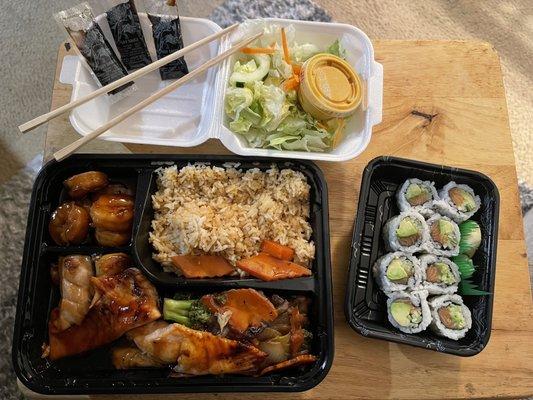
[261,240,295,261]
[241,46,275,55]
[316,121,328,131]
[332,118,347,148]
[259,355,317,376]
[292,64,302,75]
[281,27,291,65]
[282,75,300,92]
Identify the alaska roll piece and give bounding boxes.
[419,255,460,295]
[429,295,472,340]
[373,252,422,294]
[386,290,431,334]
[436,182,481,223]
[425,214,460,256]
[396,178,438,217]
[382,211,429,253]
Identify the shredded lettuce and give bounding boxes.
[290,43,320,63]
[327,39,346,59]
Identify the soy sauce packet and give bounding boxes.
[95,0,152,71]
[55,2,135,101]
[140,0,189,80]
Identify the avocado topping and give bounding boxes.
[430,219,458,248]
[437,304,466,330]
[390,299,423,327]
[449,187,476,212]
[396,217,421,246]
[426,262,456,285]
[405,183,431,206]
[386,258,413,284]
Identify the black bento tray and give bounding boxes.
[344,156,499,356]
[12,154,334,395]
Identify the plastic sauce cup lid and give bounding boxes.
[299,54,362,120]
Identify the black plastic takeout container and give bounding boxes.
[344,156,499,356]
[13,154,334,395]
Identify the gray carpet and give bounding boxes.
[1,1,532,399]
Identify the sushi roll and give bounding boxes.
[387,290,431,334]
[396,178,439,217]
[425,214,460,256]
[382,211,429,253]
[429,294,472,340]
[419,255,460,295]
[436,182,481,223]
[373,252,422,294]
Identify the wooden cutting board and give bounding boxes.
[38,40,533,399]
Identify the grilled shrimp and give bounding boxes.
[53,255,94,331]
[90,194,134,233]
[49,202,90,245]
[64,171,108,199]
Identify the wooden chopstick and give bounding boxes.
[53,31,263,162]
[18,23,239,134]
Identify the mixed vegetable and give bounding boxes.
[225,24,348,152]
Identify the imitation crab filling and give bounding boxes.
[390,299,423,327]
[430,219,458,249]
[386,258,414,284]
[395,217,422,247]
[405,183,431,206]
[437,304,466,330]
[425,262,456,285]
[448,187,476,212]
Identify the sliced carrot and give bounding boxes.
[260,240,295,261]
[289,307,305,357]
[237,253,311,281]
[280,27,291,65]
[241,46,275,55]
[259,354,317,376]
[201,289,278,332]
[171,255,234,278]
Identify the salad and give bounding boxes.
[225,24,350,152]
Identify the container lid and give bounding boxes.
[303,54,362,114]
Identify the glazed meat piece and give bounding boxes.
[94,252,133,276]
[48,268,160,360]
[49,202,90,245]
[128,321,267,375]
[64,171,109,199]
[52,255,94,331]
[112,347,164,369]
[90,194,134,232]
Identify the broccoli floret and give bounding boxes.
[163,298,212,329]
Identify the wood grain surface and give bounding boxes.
[40,40,533,399]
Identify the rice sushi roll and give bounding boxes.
[429,294,472,340]
[373,252,422,294]
[419,255,460,294]
[436,182,481,223]
[382,211,429,253]
[425,214,460,256]
[396,178,438,217]
[387,290,431,334]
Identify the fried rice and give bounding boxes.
[149,164,315,272]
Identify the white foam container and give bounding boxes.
[60,17,383,161]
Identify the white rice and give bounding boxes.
[435,182,481,223]
[149,164,315,270]
[419,255,460,295]
[386,290,432,334]
[429,294,472,340]
[396,178,439,217]
[382,211,429,253]
[372,252,422,295]
[424,214,461,256]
